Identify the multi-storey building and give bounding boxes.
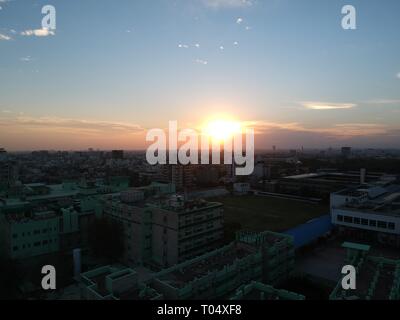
[100,190,224,268]
[159,164,195,191]
[0,209,60,259]
[0,197,98,259]
[150,231,294,300]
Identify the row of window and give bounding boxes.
[12,238,58,251]
[337,215,395,230]
[12,227,57,238]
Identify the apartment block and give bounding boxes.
[150,231,294,300]
[100,191,224,267]
[0,197,97,259]
[0,210,60,259]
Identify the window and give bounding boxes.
[42,229,47,234]
[34,242,41,247]
[369,220,377,227]
[12,233,18,239]
[388,223,395,230]
[344,216,353,223]
[42,240,48,245]
[361,219,368,226]
[337,215,343,222]
[377,221,387,229]
[353,218,360,225]
[33,230,40,235]
[13,246,18,251]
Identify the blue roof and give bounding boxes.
[284,214,333,248]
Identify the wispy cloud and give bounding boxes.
[21,28,55,37]
[397,72,400,79]
[195,58,208,65]
[0,115,145,136]
[202,0,253,9]
[0,33,11,40]
[301,101,357,110]
[20,56,33,62]
[246,121,388,138]
[0,0,11,9]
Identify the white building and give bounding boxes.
[331,182,400,245]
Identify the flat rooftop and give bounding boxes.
[284,172,382,184]
[157,243,254,288]
[347,259,398,300]
[337,184,400,217]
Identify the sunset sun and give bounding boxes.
[203,119,243,142]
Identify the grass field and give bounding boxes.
[210,195,329,242]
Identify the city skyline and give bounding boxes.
[1,0,400,150]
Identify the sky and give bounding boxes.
[0,0,400,151]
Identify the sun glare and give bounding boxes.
[203,120,243,142]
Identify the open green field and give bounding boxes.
[210,195,329,242]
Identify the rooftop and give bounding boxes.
[156,242,254,288]
[81,265,161,300]
[336,184,400,217]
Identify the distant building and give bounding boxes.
[0,148,7,161]
[233,182,251,195]
[159,164,195,191]
[111,150,124,160]
[341,147,352,158]
[279,170,390,201]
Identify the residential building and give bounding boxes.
[150,231,295,300]
[100,190,224,267]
